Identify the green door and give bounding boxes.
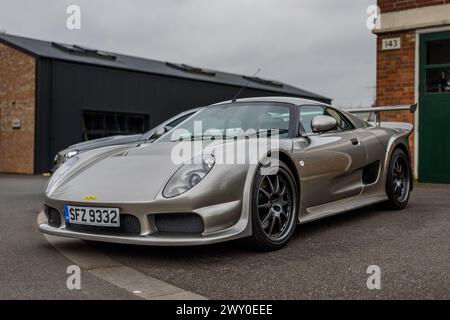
[419,31,450,183]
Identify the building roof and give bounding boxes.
[0,33,330,102]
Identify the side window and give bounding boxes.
[299,105,354,134]
[146,112,194,141]
[166,112,193,128]
[299,105,325,134]
[324,108,353,130]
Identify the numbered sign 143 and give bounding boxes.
[382,38,401,50]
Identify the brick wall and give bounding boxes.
[379,0,450,13]
[0,43,36,174]
[376,30,416,162]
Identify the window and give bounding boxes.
[166,112,194,128]
[426,68,450,93]
[52,42,116,60]
[165,62,216,77]
[158,103,291,142]
[425,37,450,93]
[299,105,353,134]
[82,111,149,141]
[426,39,450,65]
[299,105,325,134]
[325,108,353,130]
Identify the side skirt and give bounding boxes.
[299,193,388,224]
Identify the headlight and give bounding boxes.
[163,154,215,198]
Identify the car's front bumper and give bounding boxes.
[41,158,259,246]
[38,210,249,246]
[39,182,253,245]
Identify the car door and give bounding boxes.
[292,105,367,209]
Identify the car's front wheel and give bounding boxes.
[248,161,298,251]
[385,148,412,210]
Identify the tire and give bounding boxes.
[385,148,412,210]
[247,161,299,251]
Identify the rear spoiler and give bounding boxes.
[347,104,417,127]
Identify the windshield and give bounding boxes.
[157,103,291,142]
[141,110,198,141]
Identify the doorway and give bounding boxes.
[419,30,450,183]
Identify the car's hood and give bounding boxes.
[47,138,291,203]
[47,143,182,203]
[67,134,144,152]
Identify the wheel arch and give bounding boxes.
[276,151,302,222]
[247,150,300,250]
[388,141,414,191]
[393,142,411,163]
[249,150,302,227]
[277,151,301,192]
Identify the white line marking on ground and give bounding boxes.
[37,211,207,300]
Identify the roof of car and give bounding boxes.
[0,33,331,102]
[212,96,331,107]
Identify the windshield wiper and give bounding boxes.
[171,135,231,142]
[244,129,289,138]
[170,129,289,142]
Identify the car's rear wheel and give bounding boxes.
[385,148,411,210]
[248,161,298,251]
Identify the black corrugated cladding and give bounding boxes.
[0,33,331,174]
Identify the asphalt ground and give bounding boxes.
[1,174,449,299]
[0,174,136,299]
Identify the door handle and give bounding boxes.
[351,138,359,146]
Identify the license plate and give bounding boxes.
[64,205,120,227]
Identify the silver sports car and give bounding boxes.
[39,97,415,251]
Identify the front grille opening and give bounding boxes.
[153,213,204,234]
[44,206,61,227]
[66,214,141,235]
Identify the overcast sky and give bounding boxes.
[0,0,376,107]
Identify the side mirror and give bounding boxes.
[151,126,171,140]
[311,115,337,133]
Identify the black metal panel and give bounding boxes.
[44,205,61,228]
[34,60,330,173]
[154,213,204,234]
[34,58,53,174]
[67,214,141,235]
